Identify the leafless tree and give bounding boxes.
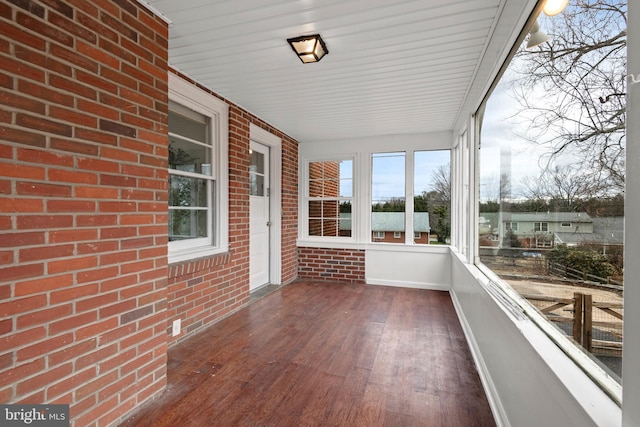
[430,163,451,201]
[521,164,607,209]
[512,0,626,192]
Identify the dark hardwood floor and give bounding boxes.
[119,281,496,427]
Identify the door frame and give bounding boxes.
[249,124,282,285]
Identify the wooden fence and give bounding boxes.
[521,292,623,357]
[547,261,623,290]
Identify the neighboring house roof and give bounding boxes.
[500,212,592,223]
[339,212,430,232]
[554,232,594,246]
[591,216,624,244]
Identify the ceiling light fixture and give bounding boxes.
[287,34,328,63]
[527,20,550,48]
[543,0,568,16]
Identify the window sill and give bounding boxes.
[168,245,228,265]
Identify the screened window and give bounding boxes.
[307,159,353,238]
[477,0,625,398]
[414,150,450,245]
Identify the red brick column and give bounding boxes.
[0,1,169,425]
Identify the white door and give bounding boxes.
[249,141,270,290]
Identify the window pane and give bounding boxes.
[169,135,211,174]
[308,219,322,236]
[372,152,405,242]
[169,175,207,207]
[168,209,207,241]
[414,150,450,245]
[478,1,625,387]
[250,173,264,196]
[307,159,353,239]
[168,106,206,143]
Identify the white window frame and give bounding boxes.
[505,221,518,231]
[561,222,572,227]
[414,231,421,239]
[168,73,229,263]
[534,222,549,232]
[372,231,385,239]
[302,156,355,241]
[393,231,402,239]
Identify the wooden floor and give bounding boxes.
[119,281,496,427]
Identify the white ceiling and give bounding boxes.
[145,0,520,143]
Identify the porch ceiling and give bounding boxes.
[146,0,513,143]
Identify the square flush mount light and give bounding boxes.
[287,34,328,63]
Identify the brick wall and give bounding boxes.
[166,71,299,346]
[0,1,169,426]
[297,247,365,283]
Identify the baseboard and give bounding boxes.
[365,278,449,291]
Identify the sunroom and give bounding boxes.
[1,0,638,426]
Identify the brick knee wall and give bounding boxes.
[297,247,365,283]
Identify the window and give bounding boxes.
[414,150,450,245]
[168,74,229,262]
[372,231,385,240]
[372,152,405,243]
[393,232,401,239]
[414,232,421,239]
[477,0,625,399]
[307,159,353,238]
[505,222,518,231]
[534,222,549,232]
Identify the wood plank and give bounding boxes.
[118,280,496,427]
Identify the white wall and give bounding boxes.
[366,245,450,289]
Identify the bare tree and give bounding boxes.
[430,163,451,201]
[512,0,626,191]
[521,164,607,209]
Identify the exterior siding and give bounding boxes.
[0,1,170,425]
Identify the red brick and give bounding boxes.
[48,255,98,274]
[47,199,95,212]
[48,366,97,400]
[49,105,98,127]
[48,169,97,186]
[0,263,44,282]
[75,186,118,199]
[49,228,98,243]
[0,162,45,180]
[77,157,120,173]
[76,214,118,227]
[0,357,45,388]
[14,274,73,296]
[49,310,97,335]
[0,90,46,113]
[0,326,46,353]
[17,148,74,167]
[75,317,118,341]
[19,244,74,262]
[16,362,73,396]
[50,138,99,156]
[0,250,13,265]
[17,332,73,361]
[48,339,97,367]
[0,126,46,147]
[0,231,46,247]
[16,181,72,197]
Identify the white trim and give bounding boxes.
[250,124,282,285]
[366,279,449,291]
[135,0,172,24]
[168,73,229,264]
